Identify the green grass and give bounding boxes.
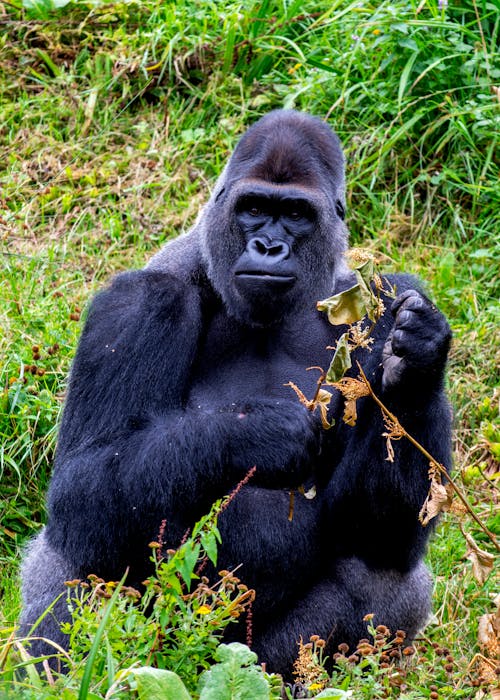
[0,0,499,696]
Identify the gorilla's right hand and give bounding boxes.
[222,398,322,489]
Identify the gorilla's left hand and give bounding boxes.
[382,289,451,391]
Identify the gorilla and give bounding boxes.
[20,110,452,677]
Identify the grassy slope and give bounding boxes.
[0,0,499,694]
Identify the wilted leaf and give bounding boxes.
[302,485,317,500]
[317,285,367,326]
[132,667,192,700]
[330,377,370,427]
[418,477,453,526]
[343,399,358,427]
[478,613,499,653]
[382,414,405,462]
[464,530,495,585]
[354,258,375,290]
[325,333,352,384]
[386,437,395,463]
[316,388,335,429]
[354,259,382,322]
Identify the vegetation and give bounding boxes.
[0,0,498,696]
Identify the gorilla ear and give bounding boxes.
[214,187,226,203]
[335,200,346,220]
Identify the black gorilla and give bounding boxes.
[21,110,452,677]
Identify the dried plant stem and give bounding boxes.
[357,363,500,553]
[306,367,327,409]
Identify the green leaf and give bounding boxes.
[325,333,352,384]
[201,530,219,567]
[177,542,201,587]
[198,643,270,700]
[353,259,382,322]
[317,285,367,326]
[132,667,192,700]
[353,258,374,290]
[313,689,352,699]
[23,0,72,9]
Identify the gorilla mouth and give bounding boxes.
[234,271,296,299]
[235,271,296,285]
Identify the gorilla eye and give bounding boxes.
[289,211,301,221]
[249,207,262,217]
[335,201,346,220]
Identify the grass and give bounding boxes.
[0,0,499,696]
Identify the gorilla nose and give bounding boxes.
[247,237,290,263]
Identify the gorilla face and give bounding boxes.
[232,187,317,306]
[200,111,349,327]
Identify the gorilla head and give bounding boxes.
[198,111,349,326]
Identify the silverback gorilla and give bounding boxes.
[21,110,452,677]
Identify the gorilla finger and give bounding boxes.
[394,308,416,329]
[391,289,424,316]
[390,328,407,355]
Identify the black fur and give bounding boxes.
[20,110,452,677]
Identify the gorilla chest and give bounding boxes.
[187,312,335,407]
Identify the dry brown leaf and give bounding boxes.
[478,614,499,654]
[382,414,405,463]
[464,530,495,585]
[419,477,453,526]
[386,436,395,463]
[316,388,334,429]
[343,398,358,427]
[332,377,370,400]
[331,377,370,427]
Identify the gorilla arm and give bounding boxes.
[324,273,452,572]
[46,269,320,578]
[247,277,451,674]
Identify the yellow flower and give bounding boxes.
[309,682,324,691]
[197,605,212,615]
[372,28,381,35]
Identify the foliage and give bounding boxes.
[0,0,498,696]
[0,498,286,698]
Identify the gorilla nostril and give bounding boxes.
[254,239,268,255]
[248,238,290,261]
[268,242,288,257]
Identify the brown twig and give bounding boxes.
[307,367,327,409]
[356,363,500,553]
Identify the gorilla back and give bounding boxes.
[20,110,452,677]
